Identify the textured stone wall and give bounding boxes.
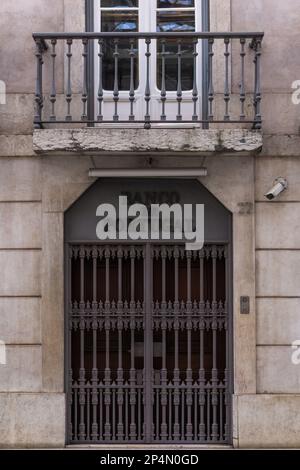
[0,0,299,449]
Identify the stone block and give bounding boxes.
[256,203,300,249]
[237,394,300,448]
[0,345,42,392]
[256,250,300,297]
[0,393,65,448]
[0,297,41,344]
[257,346,300,393]
[0,158,41,202]
[0,203,42,249]
[257,298,300,346]
[0,251,41,296]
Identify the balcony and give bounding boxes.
[32,32,264,155]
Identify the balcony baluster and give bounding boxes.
[32,32,264,129]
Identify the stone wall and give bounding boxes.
[0,0,300,448]
[233,0,300,447]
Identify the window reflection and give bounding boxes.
[99,1,196,92]
[102,11,138,32]
[157,41,194,91]
[101,11,139,91]
[157,0,194,7]
[157,11,195,32]
[157,11,195,91]
[101,0,139,7]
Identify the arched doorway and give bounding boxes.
[65,178,232,444]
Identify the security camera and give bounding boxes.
[264,178,288,201]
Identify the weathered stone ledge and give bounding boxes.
[33,128,263,155]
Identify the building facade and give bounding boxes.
[0,0,300,448]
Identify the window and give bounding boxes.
[94,0,203,121]
[156,0,196,90]
[100,0,139,90]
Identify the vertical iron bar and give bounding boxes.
[129,39,136,121]
[39,44,44,122]
[97,39,104,121]
[50,39,57,122]
[138,387,141,440]
[160,39,167,121]
[144,244,153,442]
[144,38,151,129]
[211,246,219,441]
[91,247,99,441]
[74,386,78,441]
[112,388,116,440]
[99,387,103,441]
[181,388,185,440]
[68,247,73,442]
[192,38,199,121]
[82,38,88,121]
[79,246,86,441]
[202,0,210,128]
[66,39,73,121]
[254,38,262,129]
[129,247,137,440]
[199,249,206,441]
[169,389,172,440]
[186,251,193,441]
[207,388,211,442]
[224,38,230,121]
[125,388,129,441]
[208,38,214,121]
[34,39,43,128]
[240,38,246,120]
[113,39,119,121]
[224,245,230,442]
[194,389,198,440]
[156,388,159,440]
[220,389,223,442]
[160,247,168,440]
[117,247,124,441]
[176,40,182,121]
[104,247,111,440]
[173,247,180,440]
[86,387,90,441]
[117,246,123,303]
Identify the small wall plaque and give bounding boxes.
[240,296,250,315]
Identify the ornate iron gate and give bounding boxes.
[67,242,232,444]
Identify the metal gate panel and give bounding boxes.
[68,245,145,443]
[67,243,231,444]
[151,245,230,443]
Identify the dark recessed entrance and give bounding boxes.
[65,179,232,444]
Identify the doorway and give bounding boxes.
[65,178,232,444]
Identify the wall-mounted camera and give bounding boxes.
[265,177,288,200]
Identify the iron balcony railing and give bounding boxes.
[33,32,264,129]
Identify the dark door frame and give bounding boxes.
[64,176,233,445]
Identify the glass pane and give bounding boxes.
[101,0,138,7]
[101,11,138,32]
[157,40,194,91]
[157,11,195,91]
[157,0,194,7]
[157,11,195,32]
[101,12,139,91]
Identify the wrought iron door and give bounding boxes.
[67,243,231,444]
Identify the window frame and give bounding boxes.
[85,0,210,123]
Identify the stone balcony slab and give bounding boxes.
[33,128,263,156]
